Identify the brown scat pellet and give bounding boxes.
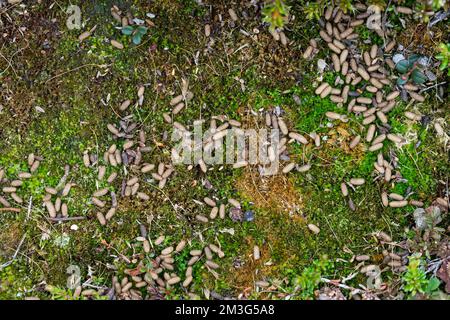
[328,42,341,54]
[331,54,341,72]
[409,200,424,207]
[30,160,40,173]
[277,118,289,135]
[302,45,313,59]
[297,164,311,173]
[384,40,396,53]
[389,200,408,208]
[350,178,365,186]
[319,30,332,43]
[357,67,370,81]
[366,125,376,142]
[228,8,238,21]
[389,193,404,201]
[210,206,218,219]
[27,153,35,167]
[141,164,155,173]
[92,197,105,208]
[356,97,372,105]
[282,162,295,174]
[356,255,370,262]
[341,183,348,197]
[372,134,386,145]
[370,45,378,59]
[0,196,11,207]
[11,193,23,204]
[175,240,186,252]
[204,197,216,207]
[154,235,165,246]
[387,134,403,143]
[82,152,90,167]
[363,51,371,66]
[368,143,383,152]
[384,166,392,182]
[158,178,167,189]
[45,201,56,218]
[10,180,23,187]
[93,188,108,198]
[182,276,193,287]
[381,192,389,207]
[119,100,131,111]
[143,240,150,253]
[110,39,124,49]
[18,172,32,179]
[205,260,219,270]
[349,135,361,149]
[188,256,199,266]
[324,7,333,20]
[172,102,185,115]
[126,177,139,186]
[396,6,413,14]
[315,83,329,95]
[219,203,226,219]
[196,215,209,223]
[107,172,117,184]
[3,186,17,193]
[163,113,172,124]
[55,198,61,212]
[105,207,116,220]
[161,246,174,256]
[307,224,320,234]
[253,245,260,260]
[405,111,422,121]
[137,192,149,201]
[320,85,332,98]
[61,203,68,217]
[362,115,376,125]
[386,91,399,101]
[408,91,425,102]
[190,250,202,256]
[123,140,134,150]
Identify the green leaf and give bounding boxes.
[397,77,408,85]
[121,26,134,35]
[136,26,148,35]
[396,60,410,73]
[408,54,421,64]
[411,69,427,84]
[132,33,142,45]
[426,277,441,293]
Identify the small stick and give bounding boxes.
[47,216,87,222]
[0,207,21,213]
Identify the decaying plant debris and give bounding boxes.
[0,0,449,300]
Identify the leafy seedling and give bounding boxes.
[122,25,148,45]
[395,54,428,86]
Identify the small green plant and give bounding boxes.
[262,0,290,31]
[294,256,332,299]
[436,43,450,75]
[402,255,441,298]
[121,25,148,45]
[395,54,428,85]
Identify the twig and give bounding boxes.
[44,63,110,84]
[47,216,87,222]
[320,277,362,294]
[0,234,26,269]
[0,207,21,213]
